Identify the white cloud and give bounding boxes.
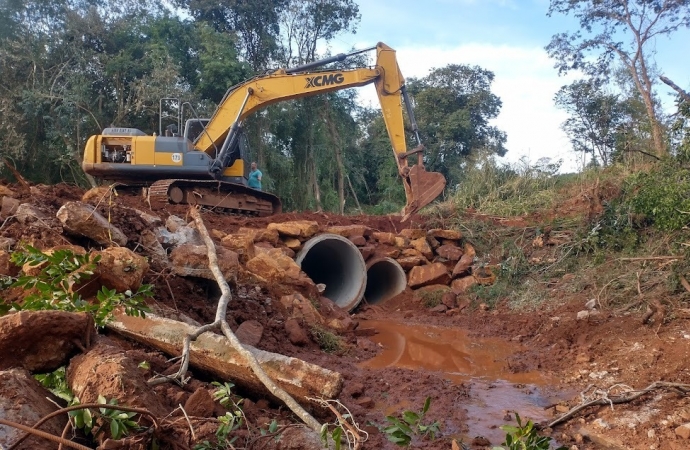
[352,43,584,172]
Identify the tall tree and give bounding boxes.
[555,79,626,166]
[278,0,360,66]
[407,64,507,187]
[546,0,690,158]
[178,0,286,71]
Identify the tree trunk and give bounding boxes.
[325,105,345,214]
[628,56,666,158]
[309,152,322,212]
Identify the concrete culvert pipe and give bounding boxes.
[364,257,407,305]
[296,233,367,312]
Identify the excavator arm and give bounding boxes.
[197,42,446,220]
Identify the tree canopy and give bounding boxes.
[546,0,690,158]
[0,0,509,214]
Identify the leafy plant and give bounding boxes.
[260,419,278,436]
[320,423,345,450]
[70,395,140,440]
[383,397,440,447]
[418,289,446,308]
[623,161,690,231]
[195,382,246,449]
[310,325,345,353]
[492,413,567,450]
[1,246,151,326]
[211,381,242,410]
[34,366,74,402]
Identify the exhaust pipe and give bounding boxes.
[364,257,407,305]
[296,234,367,312]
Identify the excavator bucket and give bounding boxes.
[402,165,446,221]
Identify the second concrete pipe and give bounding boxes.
[296,234,407,311]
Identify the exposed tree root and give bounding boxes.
[549,382,690,428]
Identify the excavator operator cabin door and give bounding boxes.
[184,118,211,145]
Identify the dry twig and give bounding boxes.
[549,381,690,428]
[148,206,322,432]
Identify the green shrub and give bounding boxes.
[310,325,345,353]
[492,413,567,450]
[624,161,690,231]
[0,245,151,326]
[382,397,440,447]
[418,289,446,308]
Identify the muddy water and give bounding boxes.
[358,320,564,444]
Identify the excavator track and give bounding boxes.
[147,179,281,216]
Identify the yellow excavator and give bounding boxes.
[82,42,446,220]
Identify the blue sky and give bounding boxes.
[326,0,690,172]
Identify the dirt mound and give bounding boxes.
[0,181,688,449]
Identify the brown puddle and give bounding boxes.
[358,320,566,445]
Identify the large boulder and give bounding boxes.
[0,368,67,450]
[220,233,256,263]
[0,311,93,372]
[81,185,115,205]
[410,238,434,260]
[0,196,20,219]
[67,338,170,418]
[94,247,149,292]
[451,276,477,294]
[435,244,464,261]
[371,232,396,246]
[56,201,127,245]
[279,293,325,326]
[267,221,319,239]
[139,229,169,271]
[170,244,239,281]
[399,229,426,240]
[16,203,52,226]
[326,225,370,238]
[155,225,202,248]
[452,252,475,278]
[408,263,451,289]
[428,229,462,241]
[396,255,427,270]
[245,249,316,293]
[238,227,280,245]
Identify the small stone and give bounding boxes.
[235,320,264,347]
[356,338,377,352]
[471,436,491,446]
[428,229,462,240]
[575,353,591,364]
[675,423,690,439]
[184,388,215,417]
[284,318,310,346]
[353,328,377,337]
[479,303,489,311]
[346,382,365,398]
[585,298,597,310]
[429,304,448,313]
[576,310,590,320]
[441,292,456,308]
[349,236,366,246]
[354,396,374,408]
[648,429,656,438]
[555,404,570,413]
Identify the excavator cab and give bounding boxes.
[183,118,210,143]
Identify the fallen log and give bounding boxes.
[107,312,344,404]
